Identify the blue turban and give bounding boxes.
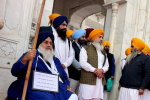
[36,31,54,49]
[72,29,86,40]
[53,16,68,29]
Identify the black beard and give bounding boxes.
[78,39,87,46]
[56,28,67,41]
[105,49,109,53]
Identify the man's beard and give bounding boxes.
[78,38,87,46]
[56,28,67,41]
[92,40,103,51]
[38,45,53,61]
[125,49,138,65]
[104,49,109,54]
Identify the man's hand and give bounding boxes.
[118,85,121,91]
[139,89,144,95]
[67,86,75,93]
[67,88,75,93]
[94,68,104,78]
[62,64,66,69]
[94,68,98,73]
[22,49,36,65]
[98,74,103,79]
[111,76,114,80]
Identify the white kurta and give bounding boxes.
[142,89,150,100]
[52,27,74,76]
[103,91,110,100]
[120,58,126,70]
[78,47,109,100]
[118,87,142,100]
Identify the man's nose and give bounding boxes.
[64,25,67,29]
[47,43,51,47]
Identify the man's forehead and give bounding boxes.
[45,37,52,41]
[100,34,103,37]
[105,44,109,47]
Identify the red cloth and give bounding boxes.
[85,28,94,38]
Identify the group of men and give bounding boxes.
[6,12,150,100]
[6,13,115,100]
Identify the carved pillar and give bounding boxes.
[108,3,119,100]
[109,3,119,53]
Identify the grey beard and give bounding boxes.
[92,41,103,51]
[125,50,138,65]
[38,45,53,61]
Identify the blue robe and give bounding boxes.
[7,51,73,100]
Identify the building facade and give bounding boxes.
[0,0,150,100]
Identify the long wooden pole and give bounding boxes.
[21,0,46,100]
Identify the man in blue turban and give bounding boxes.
[6,31,78,100]
[53,16,74,77]
[53,16,68,41]
[39,13,61,33]
[68,29,86,93]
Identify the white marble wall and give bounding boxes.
[0,0,54,99]
[122,0,150,46]
[40,0,54,26]
[28,0,54,49]
[0,0,36,99]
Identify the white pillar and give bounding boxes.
[109,3,119,53]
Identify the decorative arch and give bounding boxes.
[52,0,106,30]
[68,0,106,29]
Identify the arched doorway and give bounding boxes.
[52,0,106,30]
[68,5,106,31]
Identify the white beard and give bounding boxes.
[125,49,138,65]
[38,45,53,61]
[92,40,103,51]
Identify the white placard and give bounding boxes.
[32,71,59,93]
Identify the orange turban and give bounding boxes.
[48,13,61,25]
[66,30,74,38]
[131,38,145,50]
[125,47,131,56]
[89,29,104,42]
[103,41,111,47]
[142,43,150,54]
